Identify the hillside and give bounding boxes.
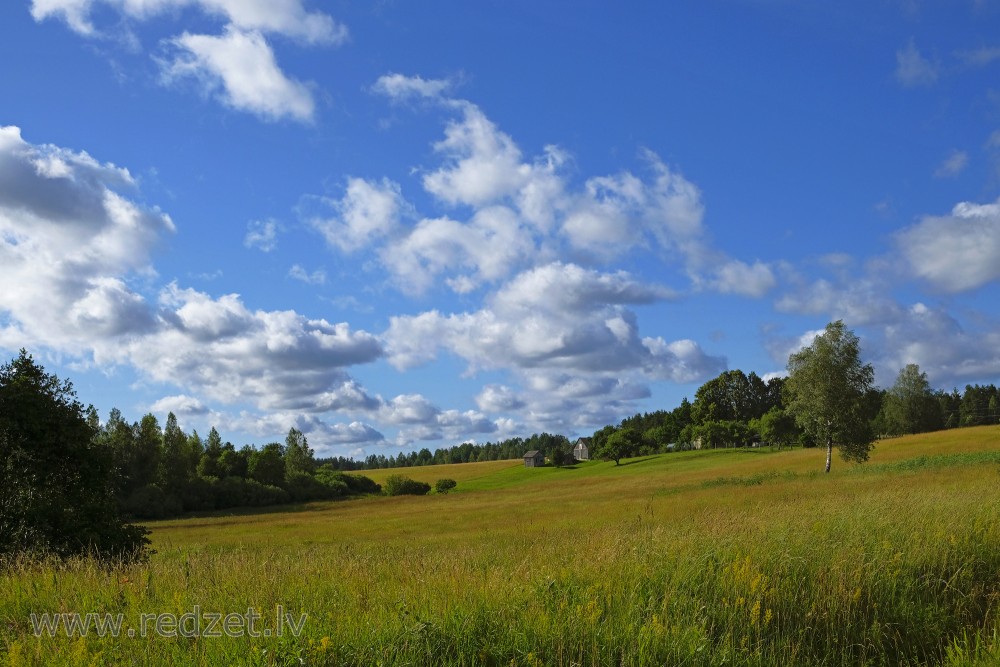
[3,427,1000,666]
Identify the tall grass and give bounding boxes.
[3,427,999,666]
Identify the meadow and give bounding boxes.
[3,426,1000,666]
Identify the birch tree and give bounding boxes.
[785,321,875,473]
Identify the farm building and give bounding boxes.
[572,438,590,461]
[523,450,544,467]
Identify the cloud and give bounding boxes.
[379,394,440,425]
[896,198,1000,292]
[384,262,685,375]
[315,90,770,299]
[372,73,452,102]
[642,337,728,383]
[381,262,725,431]
[31,0,348,44]
[149,393,209,415]
[475,384,525,412]
[710,260,777,298]
[934,150,969,179]
[159,27,316,122]
[0,126,388,440]
[896,39,939,87]
[324,421,384,445]
[874,303,1000,386]
[122,283,383,409]
[382,206,539,294]
[305,177,407,253]
[957,46,1000,67]
[0,125,172,353]
[32,0,345,122]
[244,218,280,252]
[288,264,326,285]
[776,278,905,327]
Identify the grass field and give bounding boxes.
[3,427,1000,666]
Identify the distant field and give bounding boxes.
[3,427,1000,666]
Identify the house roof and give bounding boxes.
[523,450,542,457]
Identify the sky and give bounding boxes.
[2,1,1000,457]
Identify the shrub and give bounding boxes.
[122,484,179,520]
[383,475,431,496]
[338,473,381,496]
[435,479,457,494]
[285,471,337,503]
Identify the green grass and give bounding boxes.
[3,426,1000,666]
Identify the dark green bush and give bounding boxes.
[435,478,457,494]
[383,475,431,496]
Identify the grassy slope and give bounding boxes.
[3,427,1000,666]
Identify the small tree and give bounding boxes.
[595,428,638,465]
[549,441,569,467]
[785,321,876,473]
[751,407,799,450]
[284,427,316,478]
[435,479,457,494]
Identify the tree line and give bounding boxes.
[589,321,999,469]
[319,432,572,471]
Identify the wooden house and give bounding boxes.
[523,450,544,467]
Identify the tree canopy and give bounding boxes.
[0,350,149,562]
[784,321,876,472]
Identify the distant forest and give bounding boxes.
[4,347,998,525]
[85,363,1000,520]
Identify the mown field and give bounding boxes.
[3,427,1000,666]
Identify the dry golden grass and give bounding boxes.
[3,427,1000,666]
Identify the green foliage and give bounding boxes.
[0,350,149,563]
[595,428,639,464]
[434,478,457,494]
[691,370,780,425]
[383,475,432,496]
[785,321,876,472]
[549,441,570,466]
[248,442,285,487]
[750,407,800,450]
[690,419,755,449]
[284,427,316,478]
[878,364,942,435]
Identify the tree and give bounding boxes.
[158,412,191,497]
[785,321,876,473]
[0,351,149,562]
[879,364,942,435]
[595,428,638,465]
[751,407,799,450]
[249,443,285,487]
[549,440,570,467]
[197,426,224,478]
[284,428,315,478]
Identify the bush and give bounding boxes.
[338,473,381,496]
[285,471,337,503]
[122,484,180,520]
[435,479,457,494]
[383,475,431,496]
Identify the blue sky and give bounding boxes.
[2,1,999,456]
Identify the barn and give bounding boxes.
[523,450,544,467]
